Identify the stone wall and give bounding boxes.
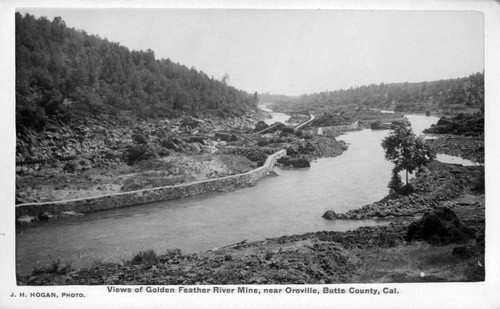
[16,150,286,218]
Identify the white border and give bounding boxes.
[1,1,499,308]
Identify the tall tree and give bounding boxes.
[381,121,436,193]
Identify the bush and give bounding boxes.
[123,144,158,165]
[473,168,485,193]
[16,106,49,132]
[165,248,182,259]
[132,132,149,144]
[388,171,403,195]
[79,158,92,170]
[388,170,415,195]
[63,160,82,173]
[264,250,273,260]
[129,250,158,267]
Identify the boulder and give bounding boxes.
[63,160,82,173]
[452,245,476,260]
[161,139,180,151]
[436,117,452,126]
[266,122,287,134]
[257,138,270,146]
[38,211,50,221]
[406,207,475,245]
[277,156,311,168]
[286,146,298,156]
[254,121,269,132]
[186,136,206,145]
[181,116,204,128]
[322,210,337,220]
[244,150,267,166]
[280,127,295,137]
[16,215,38,224]
[215,132,237,142]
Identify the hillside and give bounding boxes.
[15,13,259,133]
[269,73,484,115]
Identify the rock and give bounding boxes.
[60,211,84,217]
[286,147,298,156]
[406,207,475,245]
[424,114,484,136]
[370,121,391,130]
[277,157,311,168]
[161,139,180,151]
[215,132,237,142]
[254,121,269,132]
[38,211,50,221]
[244,150,267,166]
[476,232,485,250]
[280,127,295,136]
[186,136,205,145]
[257,138,270,146]
[181,116,204,128]
[322,210,337,220]
[452,245,475,260]
[17,215,38,224]
[63,160,82,173]
[266,122,287,133]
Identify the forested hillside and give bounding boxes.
[15,13,258,132]
[269,73,484,114]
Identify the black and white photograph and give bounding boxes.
[2,0,500,308]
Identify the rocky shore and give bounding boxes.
[423,113,484,164]
[18,210,484,285]
[328,161,484,220]
[426,136,484,164]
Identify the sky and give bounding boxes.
[18,9,484,96]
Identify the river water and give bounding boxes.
[260,105,290,125]
[16,113,446,274]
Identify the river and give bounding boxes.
[16,113,443,274]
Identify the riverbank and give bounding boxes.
[16,112,348,219]
[331,161,484,220]
[18,155,485,285]
[423,113,484,164]
[18,215,483,285]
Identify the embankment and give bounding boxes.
[16,150,286,218]
[318,121,360,136]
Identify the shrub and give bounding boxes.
[123,144,158,165]
[264,250,274,260]
[165,248,182,259]
[388,171,404,195]
[388,171,415,195]
[63,160,81,173]
[79,158,92,170]
[132,132,149,144]
[129,250,158,267]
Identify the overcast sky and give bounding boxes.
[18,9,484,96]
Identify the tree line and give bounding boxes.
[269,72,484,114]
[16,13,258,132]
